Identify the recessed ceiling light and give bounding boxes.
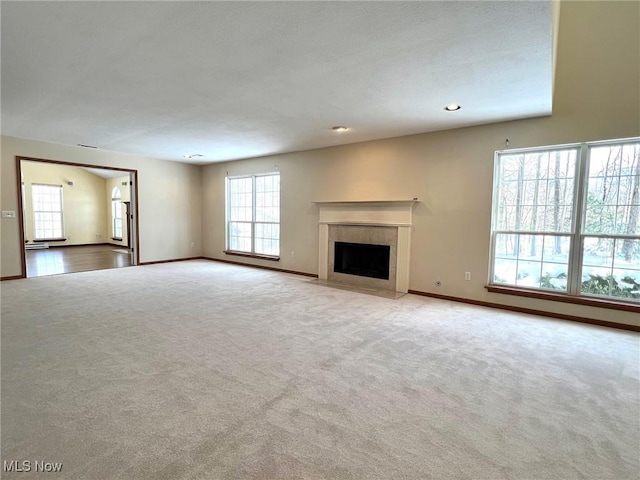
[444,104,462,112]
[183,154,204,159]
[332,126,348,132]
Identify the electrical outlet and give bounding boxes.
[190,242,195,248]
[465,272,471,281]
[290,251,295,257]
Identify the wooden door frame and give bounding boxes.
[15,156,140,278]
[123,201,132,249]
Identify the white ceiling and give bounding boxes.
[1,1,553,165]
[82,167,131,179]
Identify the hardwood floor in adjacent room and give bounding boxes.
[26,244,132,277]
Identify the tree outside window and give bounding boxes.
[491,138,640,301]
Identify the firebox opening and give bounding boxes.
[334,241,390,280]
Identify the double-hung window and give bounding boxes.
[490,138,640,302]
[112,187,122,239]
[226,173,280,257]
[32,184,64,240]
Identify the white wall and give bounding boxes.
[201,1,640,327]
[1,1,637,326]
[1,139,202,275]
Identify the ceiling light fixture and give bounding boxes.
[183,154,204,159]
[332,126,348,132]
[77,143,98,149]
[444,104,462,112]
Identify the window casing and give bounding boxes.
[226,173,280,257]
[32,184,64,240]
[111,187,122,239]
[490,138,640,303]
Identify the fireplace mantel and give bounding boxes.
[313,199,418,227]
[314,200,417,293]
[313,200,418,205]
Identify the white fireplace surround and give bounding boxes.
[314,200,417,293]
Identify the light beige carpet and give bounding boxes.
[1,260,638,479]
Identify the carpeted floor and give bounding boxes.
[1,260,638,479]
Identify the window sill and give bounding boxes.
[224,250,280,262]
[111,237,123,241]
[485,285,640,313]
[33,238,66,243]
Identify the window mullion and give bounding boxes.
[568,144,589,295]
[487,152,501,285]
[224,176,231,250]
[251,176,257,254]
[59,186,64,238]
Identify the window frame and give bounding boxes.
[225,172,280,260]
[111,187,123,240]
[489,137,640,307]
[32,183,64,241]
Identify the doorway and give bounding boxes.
[16,157,139,278]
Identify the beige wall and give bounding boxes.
[201,1,640,326]
[21,161,108,246]
[1,1,638,326]
[1,139,203,275]
[106,176,131,247]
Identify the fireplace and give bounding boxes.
[334,241,391,280]
[314,200,417,293]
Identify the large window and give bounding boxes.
[226,173,280,257]
[490,138,640,302]
[32,184,64,240]
[111,187,122,239]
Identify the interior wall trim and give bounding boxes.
[199,259,639,332]
[408,289,640,332]
[9,251,635,332]
[35,243,112,248]
[1,275,25,281]
[486,285,640,313]
[138,257,204,266]
[204,257,318,278]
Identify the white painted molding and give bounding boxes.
[313,199,418,227]
[315,200,417,293]
[313,200,418,205]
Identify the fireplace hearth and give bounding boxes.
[334,242,390,280]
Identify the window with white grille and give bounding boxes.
[490,138,640,302]
[227,173,280,256]
[112,187,122,239]
[32,184,64,240]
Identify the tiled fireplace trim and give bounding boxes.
[328,224,398,291]
[314,200,417,293]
